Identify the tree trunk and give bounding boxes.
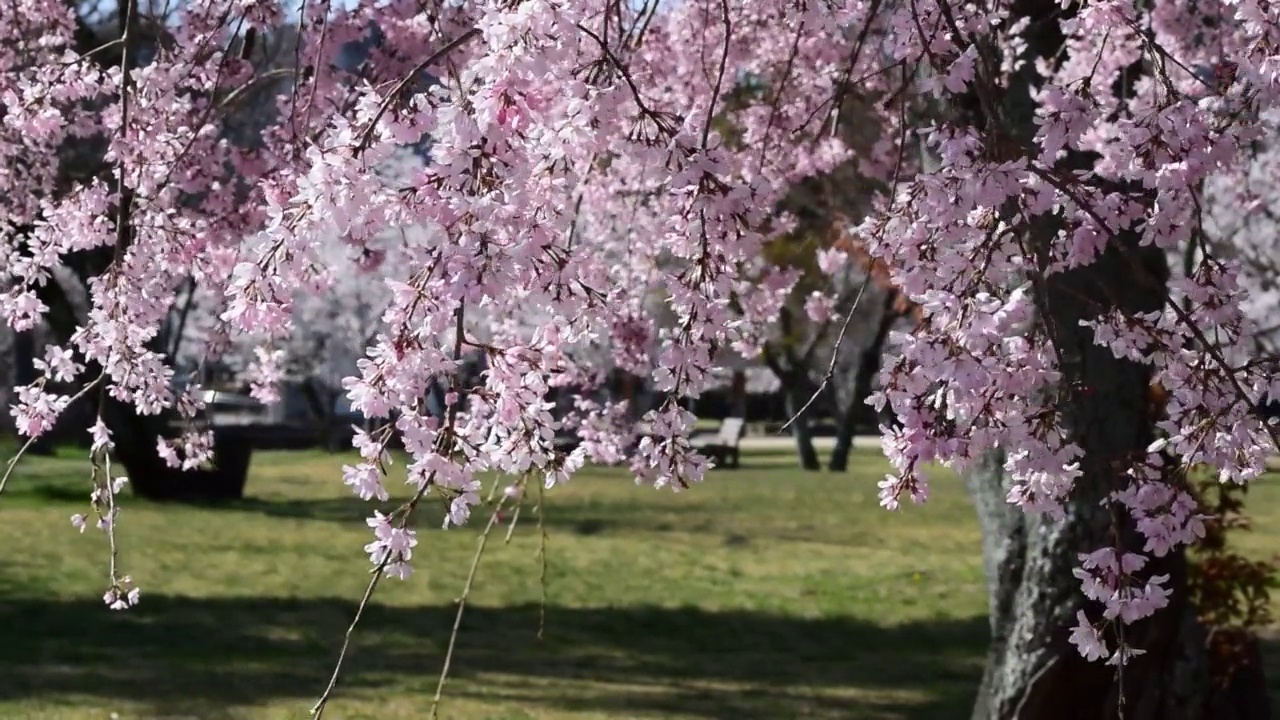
[827,398,858,472]
[830,292,898,472]
[426,378,447,420]
[965,195,1209,719]
[99,397,253,502]
[730,369,747,418]
[12,329,57,455]
[623,372,636,407]
[3,23,254,501]
[893,1,1221,714]
[26,265,253,502]
[783,380,821,471]
[300,379,344,452]
[960,160,1214,718]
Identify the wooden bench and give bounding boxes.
[692,417,746,469]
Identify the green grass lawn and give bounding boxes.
[0,445,1276,720]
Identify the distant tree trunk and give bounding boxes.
[761,304,826,471]
[1,20,253,501]
[425,379,447,419]
[27,267,252,501]
[622,372,636,407]
[99,397,253,502]
[12,329,57,455]
[782,378,821,471]
[830,291,899,472]
[299,378,348,452]
[827,397,859,472]
[730,369,747,418]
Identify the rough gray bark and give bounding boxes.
[910,1,1220,716]
[964,234,1209,719]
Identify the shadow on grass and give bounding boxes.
[0,595,986,719]
[219,497,874,550]
[218,453,872,533]
[226,494,732,530]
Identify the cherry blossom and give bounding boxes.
[0,0,1277,675]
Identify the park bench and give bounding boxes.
[692,417,746,469]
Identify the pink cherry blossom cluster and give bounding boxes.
[1069,549,1172,664]
[861,0,1280,664]
[365,510,418,580]
[1,0,1278,672]
[561,396,637,466]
